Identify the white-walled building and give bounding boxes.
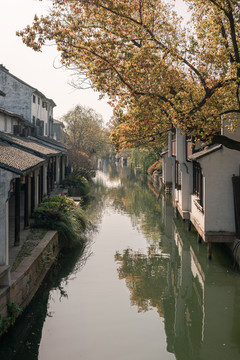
[161,117,240,258]
[160,149,172,193]
[53,118,66,142]
[0,65,55,137]
[0,66,68,289]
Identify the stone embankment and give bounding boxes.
[0,231,60,335]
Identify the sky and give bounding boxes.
[0,0,188,123]
[0,0,113,122]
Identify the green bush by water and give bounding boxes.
[0,302,22,336]
[33,195,88,248]
[63,175,91,198]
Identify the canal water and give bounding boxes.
[1,161,240,359]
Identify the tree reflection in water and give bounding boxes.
[115,248,168,314]
[2,161,240,360]
[109,162,240,360]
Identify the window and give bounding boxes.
[32,116,36,125]
[193,161,203,207]
[175,160,181,190]
[38,97,40,105]
[33,95,36,103]
[171,128,176,156]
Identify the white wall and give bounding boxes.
[32,94,52,136]
[0,67,32,121]
[0,169,16,265]
[199,147,240,232]
[0,112,19,133]
[191,193,205,234]
[173,130,193,215]
[176,129,185,164]
[180,162,192,212]
[162,153,172,185]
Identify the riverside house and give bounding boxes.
[0,69,67,287]
[162,117,240,259]
[0,64,55,137]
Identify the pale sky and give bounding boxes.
[0,0,188,123]
[0,0,113,122]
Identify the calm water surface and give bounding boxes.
[1,161,240,360]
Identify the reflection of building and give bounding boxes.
[163,220,240,360]
[115,150,131,167]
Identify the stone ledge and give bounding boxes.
[0,230,60,329]
[0,265,10,286]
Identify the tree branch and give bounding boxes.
[213,134,240,151]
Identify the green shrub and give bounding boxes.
[42,195,76,211]
[0,302,22,336]
[63,175,90,198]
[32,195,88,248]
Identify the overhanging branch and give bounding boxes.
[213,134,240,151]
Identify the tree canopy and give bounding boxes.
[18,0,240,150]
[63,104,110,177]
[64,105,109,155]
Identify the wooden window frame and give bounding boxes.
[175,160,181,190]
[171,128,176,157]
[193,161,203,207]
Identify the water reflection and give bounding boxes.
[115,187,240,359]
[0,247,87,360]
[97,162,168,247]
[1,160,240,360]
[168,219,240,360]
[115,248,168,313]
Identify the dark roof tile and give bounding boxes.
[0,131,60,157]
[0,141,45,174]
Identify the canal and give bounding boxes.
[1,161,240,359]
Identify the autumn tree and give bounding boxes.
[63,104,110,178]
[18,0,240,150]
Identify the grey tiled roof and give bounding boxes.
[29,135,67,153]
[0,141,45,175]
[0,131,60,157]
